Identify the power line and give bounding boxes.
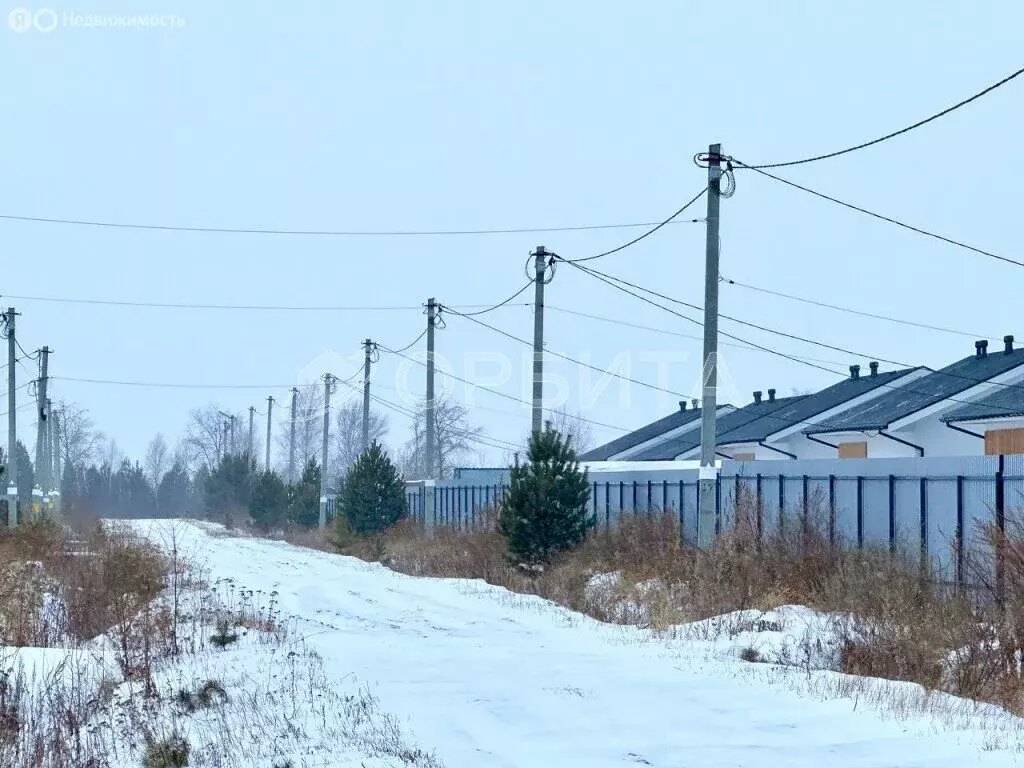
[442,303,692,399]
[52,376,299,391]
[720,276,996,340]
[559,187,707,263]
[736,161,1024,269]
[544,304,848,366]
[0,294,532,312]
[332,375,522,453]
[449,280,534,317]
[377,343,632,434]
[566,259,1024,399]
[0,402,36,419]
[733,65,1024,169]
[0,212,706,238]
[386,327,428,354]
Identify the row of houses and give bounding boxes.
[581,336,1024,463]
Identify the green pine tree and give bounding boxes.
[249,470,288,531]
[336,442,407,535]
[498,428,594,565]
[287,457,321,528]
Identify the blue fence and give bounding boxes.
[406,455,1024,584]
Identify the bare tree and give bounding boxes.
[101,438,121,469]
[54,399,104,470]
[274,383,322,477]
[181,404,228,472]
[548,406,595,453]
[398,395,485,479]
[331,400,389,479]
[144,432,170,487]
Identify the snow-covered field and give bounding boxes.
[98,519,1021,767]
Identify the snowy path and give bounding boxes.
[150,522,1020,768]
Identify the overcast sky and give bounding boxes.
[1,1,1022,466]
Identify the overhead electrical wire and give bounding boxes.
[442,303,692,399]
[544,304,848,367]
[0,294,531,312]
[564,257,1024,402]
[733,64,1024,169]
[386,327,428,354]
[52,376,301,391]
[720,276,997,340]
[377,344,632,434]
[0,212,706,238]
[558,187,708,263]
[734,161,1024,269]
[445,281,535,318]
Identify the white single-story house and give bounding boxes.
[582,336,1024,462]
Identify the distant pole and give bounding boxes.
[362,338,373,454]
[425,298,437,479]
[33,346,50,503]
[247,406,255,461]
[288,387,298,483]
[5,308,17,525]
[697,143,723,549]
[531,246,548,435]
[265,396,274,471]
[44,399,53,496]
[229,415,236,456]
[319,373,334,527]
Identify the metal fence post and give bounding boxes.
[955,474,965,587]
[778,474,785,536]
[801,474,809,552]
[605,482,611,530]
[996,455,1006,608]
[632,481,638,513]
[888,474,896,553]
[647,480,653,513]
[755,473,763,550]
[678,479,685,543]
[828,474,836,546]
[856,475,864,549]
[919,477,928,574]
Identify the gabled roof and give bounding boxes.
[717,368,916,445]
[631,396,807,460]
[580,406,706,461]
[941,385,1024,424]
[806,347,1024,435]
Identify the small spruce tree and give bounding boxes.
[498,427,593,565]
[337,442,407,536]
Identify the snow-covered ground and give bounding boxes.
[110,519,1024,767]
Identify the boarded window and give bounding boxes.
[731,452,755,461]
[984,428,1024,455]
[838,441,867,459]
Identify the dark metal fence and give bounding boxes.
[405,454,1024,585]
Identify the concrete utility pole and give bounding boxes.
[265,396,274,471]
[5,308,18,525]
[319,373,335,527]
[229,415,236,456]
[247,406,256,461]
[288,387,298,483]
[425,298,437,479]
[697,143,723,549]
[33,346,50,502]
[362,338,374,454]
[531,246,548,435]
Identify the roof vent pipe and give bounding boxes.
[691,398,699,410]
[753,391,762,404]
[767,388,776,402]
[849,365,860,380]
[869,362,879,376]
[1005,335,1015,354]
[978,340,989,358]
[679,400,687,411]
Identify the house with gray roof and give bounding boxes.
[631,362,923,460]
[580,401,733,461]
[804,337,1024,458]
